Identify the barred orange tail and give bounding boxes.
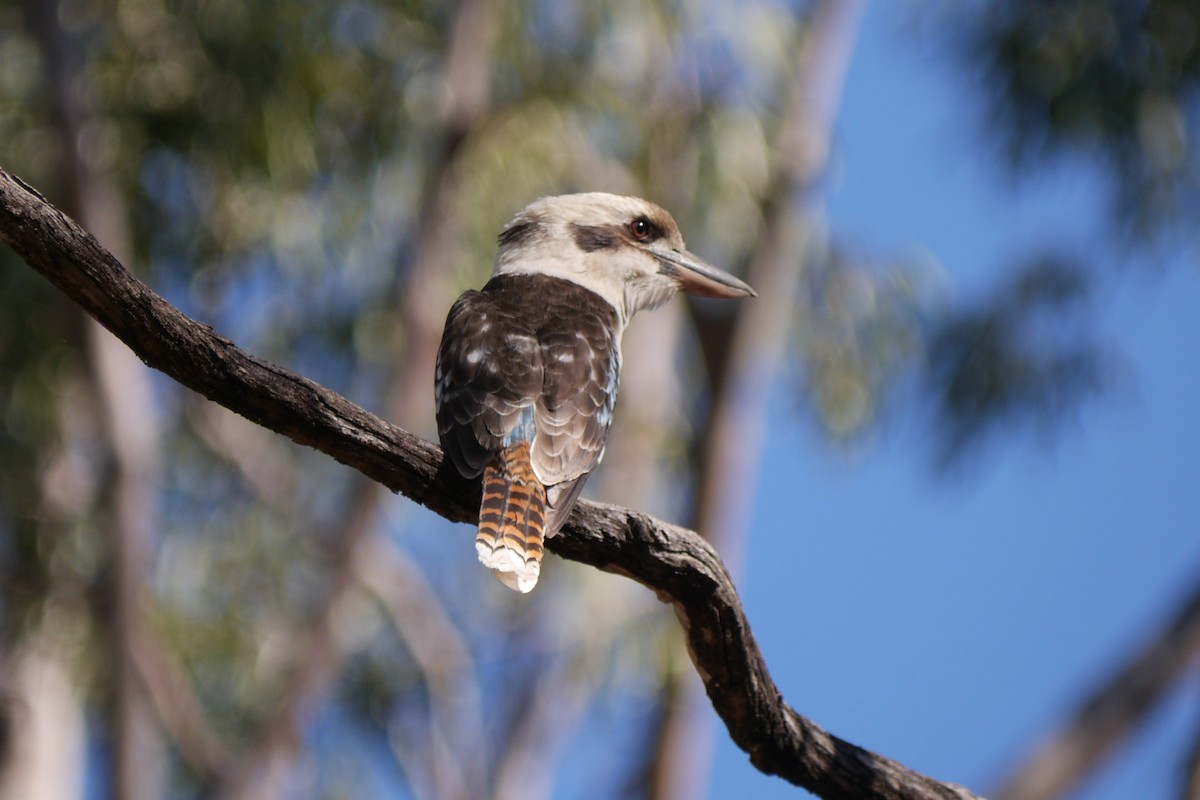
[476,441,547,593]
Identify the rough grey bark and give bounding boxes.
[0,166,981,800]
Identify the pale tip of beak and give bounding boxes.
[656,248,756,299]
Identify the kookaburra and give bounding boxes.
[435,193,754,593]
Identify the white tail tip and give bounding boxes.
[476,540,540,593]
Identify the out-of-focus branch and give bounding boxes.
[992,576,1200,800]
[491,657,592,800]
[129,622,230,778]
[189,401,298,508]
[652,3,866,798]
[355,534,486,800]
[393,0,502,436]
[1185,719,1200,800]
[215,475,377,800]
[1,165,983,800]
[692,0,861,599]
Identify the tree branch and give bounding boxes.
[0,166,980,800]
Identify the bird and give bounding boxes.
[435,193,754,593]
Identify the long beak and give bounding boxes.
[653,247,756,298]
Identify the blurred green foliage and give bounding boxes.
[927,256,1106,469]
[959,0,1200,238]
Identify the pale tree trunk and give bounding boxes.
[89,317,164,800]
[0,641,86,800]
[648,3,866,798]
[21,1,164,797]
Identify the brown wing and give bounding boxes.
[530,305,620,534]
[435,290,542,478]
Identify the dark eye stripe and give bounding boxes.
[571,223,618,252]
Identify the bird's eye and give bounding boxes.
[629,218,652,241]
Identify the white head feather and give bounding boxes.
[492,193,753,328]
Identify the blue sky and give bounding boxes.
[709,4,1200,798]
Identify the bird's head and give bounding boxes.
[492,193,755,324]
